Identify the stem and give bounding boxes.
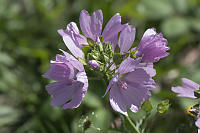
[125,116,140,133]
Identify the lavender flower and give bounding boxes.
[88,60,99,69]
[172,78,200,132]
[137,28,170,63]
[104,57,156,116]
[43,50,88,109]
[80,9,125,47]
[58,9,125,55]
[172,78,199,98]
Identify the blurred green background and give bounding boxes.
[0,0,200,133]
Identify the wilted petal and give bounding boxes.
[118,57,141,74]
[103,13,124,43]
[171,78,200,98]
[118,25,136,53]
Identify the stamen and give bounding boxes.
[119,81,128,90]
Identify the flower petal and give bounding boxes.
[43,62,73,81]
[58,22,88,46]
[171,78,199,98]
[118,57,141,74]
[118,25,136,53]
[102,13,124,43]
[110,84,128,116]
[62,34,84,58]
[79,10,95,40]
[91,10,103,39]
[59,49,84,71]
[136,63,156,77]
[46,81,83,107]
[137,28,169,63]
[122,68,156,90]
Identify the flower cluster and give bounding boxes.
[43,9,169,116]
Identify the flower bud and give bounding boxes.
[88,60,99,69]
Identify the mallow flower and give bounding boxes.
[43,50,88,109]
[137,28,170,63]
[58,9,125,56]
[103,57,156,116]
[171,78,200,132]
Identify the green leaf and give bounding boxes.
[157,99,170,114]
[78,57,87,65]
[141,100,153,112]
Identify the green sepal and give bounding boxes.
[114,45,120,53]
[99,35,104,42]
[142,99,153,112]
[81,45,91,56]
[113,53,122,65]
[78,57,87,65]
[157,99,170,114]
[87,38,95,47]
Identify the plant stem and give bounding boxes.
[125,116,140,133]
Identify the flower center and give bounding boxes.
[119,81,128,90]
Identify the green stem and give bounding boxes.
[125,116,140,133]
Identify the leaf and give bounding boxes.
[141,100,153,112]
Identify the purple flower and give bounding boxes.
[88,60,99,69]
[104,57,156,116]
[172,78,200,132]
[59,10,125,54]
[172,78,199,98]
[79,9,125,45]
[137,28,170,63]
[43,50,88,109]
